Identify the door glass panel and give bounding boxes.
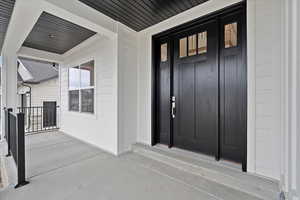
[179,38,187,58]
[188,34,197,56]
[225,22,237,48]
[161,43,168,62]
[198,31,207,54]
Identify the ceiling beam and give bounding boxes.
[18,46,63,63]
[43,0,119,39]
[2,0,44,55]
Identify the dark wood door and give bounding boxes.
[219,11,247,165]
[173,20,219,156]
[43,101,57,127]
[156,39,171,145]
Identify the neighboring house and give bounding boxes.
[17,58,59,132]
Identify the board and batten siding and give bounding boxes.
[137,0,282,180]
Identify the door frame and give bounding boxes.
[151,1,247,171]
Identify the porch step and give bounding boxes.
[132,143,280,200]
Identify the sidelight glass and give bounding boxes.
[81,89,94,113]
[179,37,187,58]
[161,43,168,62]
[188,34,197,56]
[225,22,238,48]
[80,61,94,87]
[198,31,207,54]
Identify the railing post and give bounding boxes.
[6,108,13,157]
[15,112,29,188]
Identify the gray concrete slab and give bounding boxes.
[0,132,262,200]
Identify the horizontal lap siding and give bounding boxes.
[254,0,281,180]
[60,36,118,155]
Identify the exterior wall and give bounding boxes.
[29,78,59,106]
[252,0,282,180]
[17,78,59,107]
[117,23,138,154]
[136,0,282,180]
[60,36,119,155]
[60,24,138,155]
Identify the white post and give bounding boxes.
[0,55,4,139]
[5,53,18,111]
[282,0,300,199]
[0,53,18,138]
[296,0,300,198]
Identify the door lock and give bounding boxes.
[171,96,176,119]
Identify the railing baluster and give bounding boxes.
[16,106,59,134]
[40,107,42,131]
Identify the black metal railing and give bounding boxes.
[4,108,29,188]
[18,106,59,134]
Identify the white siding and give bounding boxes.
[253,0,282,180]
[60,36,119,155]
[29,78,59,106]
[136,0,282,180]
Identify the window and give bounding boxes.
[80,61,94,87]
[68,60,95,114]
[179,38,187,58]
[161,43,168,62]
[188,34,197,56]
[69,90,79,111]
[179,31,208,58]
[225,22,237,48]
[81,89,94,113]
[198,31,207,54]
[68,66,80,89]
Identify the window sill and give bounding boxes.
[66,110,97,120]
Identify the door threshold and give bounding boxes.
[154,143,241,171]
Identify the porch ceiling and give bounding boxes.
[22,12,97,54]
[0,0,15,53]
[78,0,209,32]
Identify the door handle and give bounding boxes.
[171,96,176,119]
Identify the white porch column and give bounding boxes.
[282,0,300,199]
[5,53,18,110]
[0,53,18,137]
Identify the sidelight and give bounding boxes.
[225,22,237,48]
[161,43,168,62]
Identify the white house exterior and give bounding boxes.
[18,78,59,108]
[17,58,59,108]
[0,0,299,199]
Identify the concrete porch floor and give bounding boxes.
[0,132,262,200]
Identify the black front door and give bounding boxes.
[154,3,246,169]
[173,20,219,156]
